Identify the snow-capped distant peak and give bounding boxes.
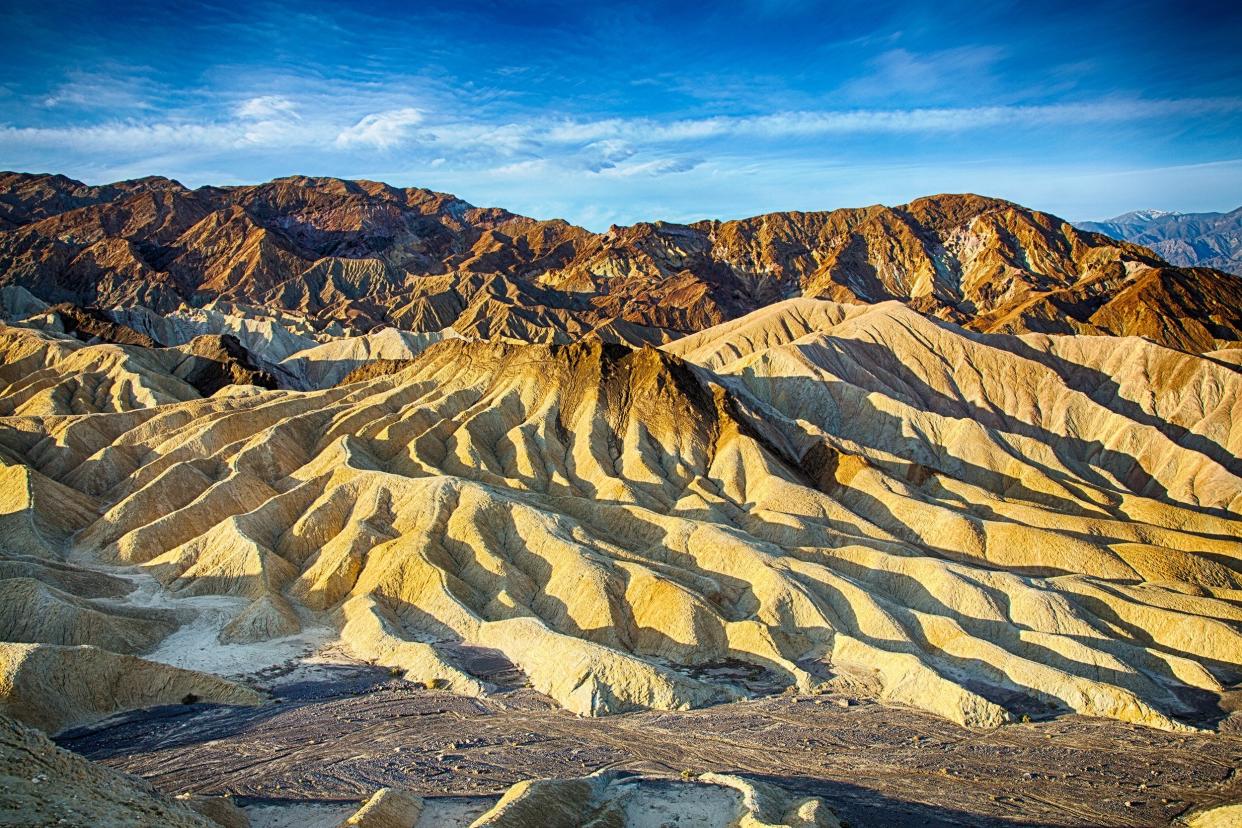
[1111,209,1180,223]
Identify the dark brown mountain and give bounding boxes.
[2,171,1240,352]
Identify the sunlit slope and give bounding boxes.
[0,302,1239,732]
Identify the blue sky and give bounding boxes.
[1,0,1240,229]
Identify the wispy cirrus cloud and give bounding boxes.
[236,95,300,120]
[37,66,164,112]
[838,46,1008,103]
[4,95,1238,172]
[335,107,424,149]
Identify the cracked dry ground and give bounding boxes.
[59,662,1242,828]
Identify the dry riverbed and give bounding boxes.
[57,653,1242,828]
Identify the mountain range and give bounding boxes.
[1076,206,1242,276]
[3,171,1241,354]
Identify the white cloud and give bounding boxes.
[5,97,1235,165]
[38,68,160,112]
[3,95,1239,213]
[335,107,423,149]
[236,95,300,120]
[541,98,1242,145]
[594,156,702,177]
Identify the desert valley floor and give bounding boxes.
[1,176,1241,827]
[57,657,1242,827]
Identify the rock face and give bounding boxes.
[340,787,424,828]
[2,172,1240,351]
[2,175,1238,822]
[173,334,280,395]
[1077,206,1242,276]
[0,713,220,827]
[1186,802,1242,828]
[1,297,1238,733]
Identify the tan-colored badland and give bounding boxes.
[2,295,1239,735]
[1,174,1240,826]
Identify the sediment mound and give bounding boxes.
[0,643,263,732]
[0,577,176,652]
[0,713,222,827]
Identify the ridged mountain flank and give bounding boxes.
[3,172,1241,352]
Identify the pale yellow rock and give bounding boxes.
[280,326,462,389]
[0,576,176,653]
[468,771,842,828]
[699,772,842,828]
[177,794,251,828]
[341,786,423,828]
[1,301,1239,732]
[1185,803,1242,828]
[218,593,301,644]
[469,776,622,828]
[336,595,486,697]
[0,643,263,733]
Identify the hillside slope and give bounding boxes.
[1,301,1238,733]
[3,172,1241,351]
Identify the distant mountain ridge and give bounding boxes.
[1076,206,1242,276]
[2,171,1241,352]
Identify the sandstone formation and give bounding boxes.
[0,643,263,733]
[1185,802,1242,828]
[277,326,461,389]
[340,787,424,828]
[177,795,251,828]
[1,173,1241,828]
[0,294,1237,735]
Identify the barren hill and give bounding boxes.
[4,172,1241,351]
[1,298,1238,736]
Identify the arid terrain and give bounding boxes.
[1,173,1240,827]
[58,657,1242,827]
